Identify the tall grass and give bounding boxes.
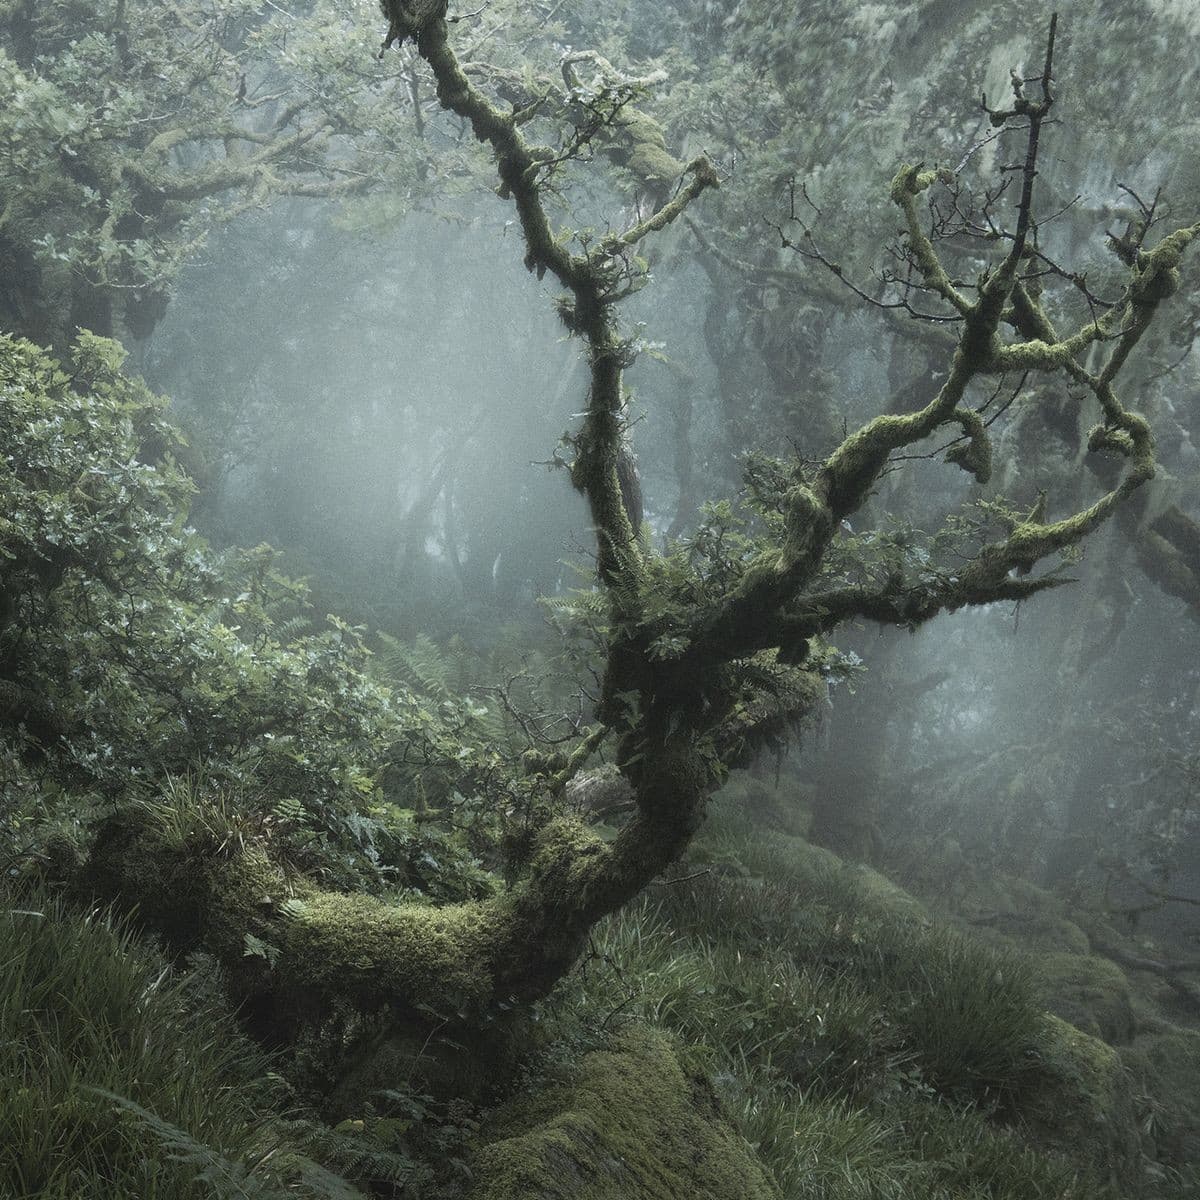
[0,890,362,1199]
[542,812,1094,1199]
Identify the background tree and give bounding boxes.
[0,0,440,346]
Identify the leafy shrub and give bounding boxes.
[0,334,515,896]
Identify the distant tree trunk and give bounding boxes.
[666,371,699,540]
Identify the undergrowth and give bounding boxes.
[0,890,395,1199]
[537,789,1100,1199]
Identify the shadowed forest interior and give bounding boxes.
[3,3,1200,1197]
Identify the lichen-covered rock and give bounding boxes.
[1037,952,1136,1045]
[465,1026,780,1200]
[1024,1013,1141,1187]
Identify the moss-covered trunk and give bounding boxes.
[78,720,732,1040]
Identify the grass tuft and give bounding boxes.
[541,805,1097,1198]
[0,889,362,1199]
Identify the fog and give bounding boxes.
[3,2,1199,1195]
[143,54,1200,948]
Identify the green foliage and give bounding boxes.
[570,874,1042,1107]
[0,0,439,343]
[0,334,517,898]
[3,9,1195,1199]
[374,622,612,873]
[0,330,194,606]
[376,629,516,771]
[89,1092,371,1200]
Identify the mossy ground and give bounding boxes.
[883,791,1200,1199]
[466,1026,779,1200]
[518,777,1200,1198]
[9,773,1200,1199]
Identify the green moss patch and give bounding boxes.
[1037,953,1136,1045]
[466,1026,779,1200]
[1025,1014,1140,1187]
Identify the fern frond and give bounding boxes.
[88,1089,368,1200]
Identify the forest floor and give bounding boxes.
[4,771,1198,1200]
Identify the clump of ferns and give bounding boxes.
[84,1095,376,1200]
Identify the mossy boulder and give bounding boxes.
[465,1026,780,1200]
[733,830,929,922]
[938,869,1092,956]
[713,774,813,837]
[1122,1029,1200,1170]
[1037,952,1136,1045]
[1024,1013,1141,1188]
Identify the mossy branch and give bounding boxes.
[547,723,610,794]
[945,408,992,484]
[890,164,973,316]
[124,122,335,203]
[413,15,714,609]
[600,157,720,255]
[679,16,1192,675]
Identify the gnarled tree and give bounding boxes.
[86,11,1199,1040]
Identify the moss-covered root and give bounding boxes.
[81,806,693,1036]
[81,810,504,1029]
[466,1026,780,1200]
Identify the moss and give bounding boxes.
[274,890,501,1016]
[466,1026,779,1200]
[1037,952,1135,1045]
[85,814,504,1024]
[614,110,683,187]
[1025,1013,1140,1186]
[1122,1029,1200,1171]
[887,163,971,317]
[1129,221,1199,302]
[197,840,509,1022]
